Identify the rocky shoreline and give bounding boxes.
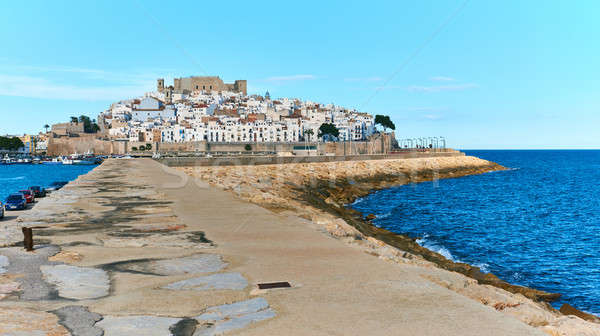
[299,163,565,303]
[180,155,600,335]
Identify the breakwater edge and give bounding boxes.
[180,154,600,334]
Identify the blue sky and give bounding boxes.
[1,0,598,149]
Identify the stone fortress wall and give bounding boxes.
[158,76,247,95]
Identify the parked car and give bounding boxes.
[29,186,46,198]
[19,190,35,204]
[5,193,26,210]
[0,201,4,219]
[46,181,68,192]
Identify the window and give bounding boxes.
[196,85,199,89]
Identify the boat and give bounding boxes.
[42,157,63,165]
[62,157,74,165]
[2,155,15,165]
[73,159,96,165]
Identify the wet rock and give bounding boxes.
[96,315,181,336]
[560,303,600,323]
[365,214,377,221]
[40,265,110,300]
[163,273,248,291]
[53,305,103,336]
[194,298,276,336]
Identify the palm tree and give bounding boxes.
[303,129,314,152]
[43,124,50,133]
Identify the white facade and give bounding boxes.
[100,89,375,144]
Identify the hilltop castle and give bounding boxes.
[157,76,247,96]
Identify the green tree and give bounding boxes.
[244,144,252,151]
[70,117,79,123]
[138,146,146,151]
[131,146,138,151]
[78,115,100,133]
[0,137,25,151]
[374,115,396,132]
[318,123,340,140]
[145,143,152,150]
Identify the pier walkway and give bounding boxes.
[0,159,544,335]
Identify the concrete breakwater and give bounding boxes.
[159,150,464,167]
[0,157,597,335]
[180,155,600,335]
[0,159,277,335]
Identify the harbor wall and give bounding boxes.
[158,150,464,167]
[47,132,399,156]
[47,136,127,156]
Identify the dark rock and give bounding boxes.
[169,318,197,336]
[365,214,377,221]
[560,303,600,322]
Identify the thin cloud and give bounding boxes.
[0,74,152,101]
[423,114,443,120]
[0,64,174,84]
[264,74,316,82]
[407,83,478,92]
[344,76,383,82]
[430,76,454,81]
[399,106,447,112]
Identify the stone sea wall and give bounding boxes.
[179,155,600,336]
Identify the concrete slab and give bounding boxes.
[0,255,8,274]
[53,305,103,336]
[163,273,248,291]
[108,254,226,276]
[41,265,110,300]
[1,245,61,300]
[194,298,275,336]
[96,315,181,336]
[195,298,270,321]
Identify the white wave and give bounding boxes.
[417,234,492,273]
[473,262,490,273]
[416,236,458,262]
[350,198,364,205]
[0,176,25,181]
[378,212,391,219]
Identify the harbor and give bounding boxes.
[1,152,104,166]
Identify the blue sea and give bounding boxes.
[350,150,600,314]
[0,164,97,202]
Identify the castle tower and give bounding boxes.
[165,87,173,103]
[234,80,247,95]
[265,91,271,100]
[157,78,165,93]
